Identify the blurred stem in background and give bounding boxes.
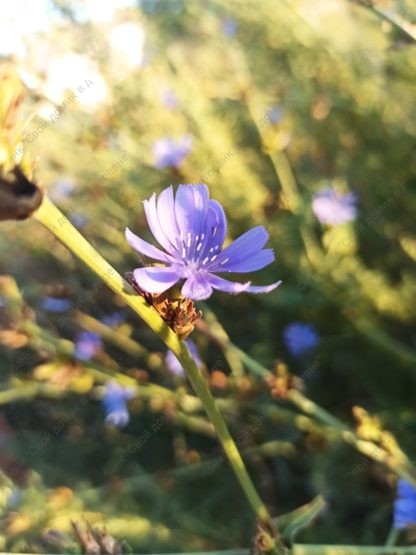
[349,0,416,42]
[33,196,285,547]
[199,304,416,485]
[225,40,416,373]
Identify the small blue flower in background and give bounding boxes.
[312,188,357,225]
[160,88,179,109]
[0,297,6,308]
[40,297,72,313]
[152,135,192,170]
[49,178,77,201]
[102,381,135,428]
[74,331,102,361]
[394,480,416,529]
[6,489,22,510]
[284,322,319,356]
[165,339,201,377]
[101,311,125,327]
[126,184,281,300]
[70,213,87,229]
[222,17,238,37]
[267,105,283,125]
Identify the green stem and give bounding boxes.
[199,305,416,485]
[73,310,165,371]
[33,196,274,531]
[293,546,415,555]
[266,150,322,268]
[385,526,400,547]
[351,1,416,42]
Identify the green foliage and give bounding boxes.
[0,0,416,551]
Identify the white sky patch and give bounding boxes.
[109,22,145,70]
[0,0,139,56]
[44,54,108,107]
[72,0,138,23]
[0,0,56,56]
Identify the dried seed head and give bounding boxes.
[0,68,43,220]
[252,522,288,555]
[210,370,228,391]
[0,166,43,221]
[265,362,303,400]
[71,521,123,555]
[125,272,202,339]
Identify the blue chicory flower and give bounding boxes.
[70,213,87,229]
[102,381,135,428]
[394,480,416,529]
[222,17,238,37]
[101,311,125,327]
[284,322,319,356]
[267,105,283,125]
[40,297,72,313]
[160,88,179,109]
[6,489,22,510]
[49,178,76,201]
[165,339,201,377]
[125,184,281,301]
[152,136,192,169]
[312,187,357,225]
[74,331,102,361]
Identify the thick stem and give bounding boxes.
[33,196,275,532]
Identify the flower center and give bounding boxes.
[179,230,221,268]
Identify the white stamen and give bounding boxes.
[182,247,186,258]
[221,258,229,265]
[202,256,209,265]
[211,255,217,261]
[196,243,203,252]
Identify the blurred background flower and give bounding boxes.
[152,135,192,170]
[312,187,358,225]
[102,381,135,427]
[159,88,179,109]
[40,297,72,313]
[394,480,416,530]
[74,331,101,361]
[284,322,320,357]
[165,339,201,377]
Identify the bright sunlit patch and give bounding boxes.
[44,54,108,107]
[109,22,146,70]
[73,0,138,23]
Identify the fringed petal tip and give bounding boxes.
[206,275,282,297]
[245,280,282,294]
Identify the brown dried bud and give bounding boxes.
[71,521,123,555]
[210,370,228,391]
[252,522,288,555]
[0,329,29,349]
[125,272,202,339]
[0,166,43,221]
[265,362,303,400]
